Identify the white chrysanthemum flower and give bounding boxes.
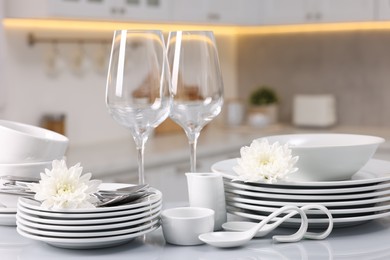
[233,138,299,183]
[28,159,101,210]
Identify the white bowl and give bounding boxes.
[263,133,385,182]
[0,160,52,177]
[0,120,68,163]
[161,207,214,246]
[0,160,52,208]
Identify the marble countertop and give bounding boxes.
[65,124,390,179]
[3,217,390,260]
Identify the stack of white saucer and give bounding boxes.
[0,120,69,225]
[16,185,162,249]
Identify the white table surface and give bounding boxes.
[2,217,390,260]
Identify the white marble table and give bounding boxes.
[2,217,390,260]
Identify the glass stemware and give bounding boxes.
[167,31,224,172]
[106,30,171,184]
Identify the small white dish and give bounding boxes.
[161,207,214,246]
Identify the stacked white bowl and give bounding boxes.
[0,120,68,225]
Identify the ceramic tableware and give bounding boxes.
[261,133,384,181]
[186,172,226,230]
[161,207,214,246]
[199,205,308,248]
[0,120,68,164]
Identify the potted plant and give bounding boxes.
[248,86,279,126]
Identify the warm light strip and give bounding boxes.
[5,18,390,35]
[2,18,239,35]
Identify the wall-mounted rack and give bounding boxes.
[27,33,111,47]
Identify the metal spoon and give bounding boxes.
[198,205,308,248]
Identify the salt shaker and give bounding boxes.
[186,172,227,230]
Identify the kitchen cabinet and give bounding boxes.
[5,0,173,22]
[261,0,375,25]
[376,0,390,20]
[171,0,262,25]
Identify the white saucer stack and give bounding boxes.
[212,158,390,228]
[16,186,162,249]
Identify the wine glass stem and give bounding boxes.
[189,137,198,173]
[136,140,146,185]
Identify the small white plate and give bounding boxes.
[16,223,159,249]
[18,197,161,219]
[224,186,390,201]
[0,213,16,226]
[16,218,159,238]
[213,159,390,187]
[17,203,162,225]
[224,178,390,195]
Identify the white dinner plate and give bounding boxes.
[224,179,390,195]
[16,218,159,238]
[16,210,156,231]
[226,200,390,216]
[16,204,162,225]
[225,192,390,208]
[224,186,390,201]
[213,158,390,187]
[17,185,162,214]
[16,223,159,249]
[0,213,16,226]
[227,205,390,226]
[18,197,161,219]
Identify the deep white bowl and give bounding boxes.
[161,207,214,246]
[263,133,385,182]
[0,120,68,163]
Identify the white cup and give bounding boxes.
[161,207,214,246]
[186,172,227,230]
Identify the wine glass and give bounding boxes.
[106,30,171,184]
[167,31,224,172]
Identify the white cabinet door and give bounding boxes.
[172,0,262,25]
[376,0,390,20]
[262,0,309,25]
[262,0,375,25]
[319,0,375,23]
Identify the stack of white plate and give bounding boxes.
[16,184,162,249]
[212,158,390,228]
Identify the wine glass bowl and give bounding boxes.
[106,30,171,184]
[167,31,224,172]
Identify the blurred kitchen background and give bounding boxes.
[2,0,390,200]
